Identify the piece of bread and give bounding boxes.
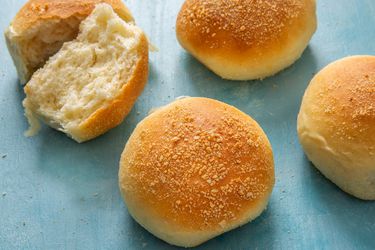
[5,0,134,84]
[119,97,275,247]
[23,4,148,143]
[176,0,317,80]
[297,55,375,200]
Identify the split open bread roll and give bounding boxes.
[119,97,275,247]
[23,4,148,142]
[176,0,317,80]
[5,0,133,84]
[298,56,375,200]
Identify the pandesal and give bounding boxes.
[298,56,375,200]
[176,0,317,80]
[23,4,148,142]
[119,97,275,247]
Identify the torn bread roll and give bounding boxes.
[5,0,133,84]
[23,4,148,142]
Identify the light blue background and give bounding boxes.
[1,0,374,249]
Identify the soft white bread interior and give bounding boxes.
[119,97,275,247]
[5,0,134,84]
[23,3,148,143]
[297,55,375,200]
[176,0,317,80]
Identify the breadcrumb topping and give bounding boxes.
[302,56,375,155]
[178,0,303,48]
[121,98,274,230]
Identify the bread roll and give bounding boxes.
[23,4,148,143]
[119,97,275,247]
[5,0,133,84]
[297,56,375,200]
[176,0,317,80]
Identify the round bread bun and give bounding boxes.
[119,97,275,247]
[5,0,134,84]
[176,0,317,80]
[297,55,375,200]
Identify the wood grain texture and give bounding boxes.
[0,0,374,249]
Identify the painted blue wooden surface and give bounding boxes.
[1,0,374,249]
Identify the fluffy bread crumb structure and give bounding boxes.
[5,0,134,84]
[23,4,148,142]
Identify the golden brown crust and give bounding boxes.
[176,0,316,80]
[12,0,134,33]
[299,56,375,155]
[74,34,149,142]
[119,97,274,234]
